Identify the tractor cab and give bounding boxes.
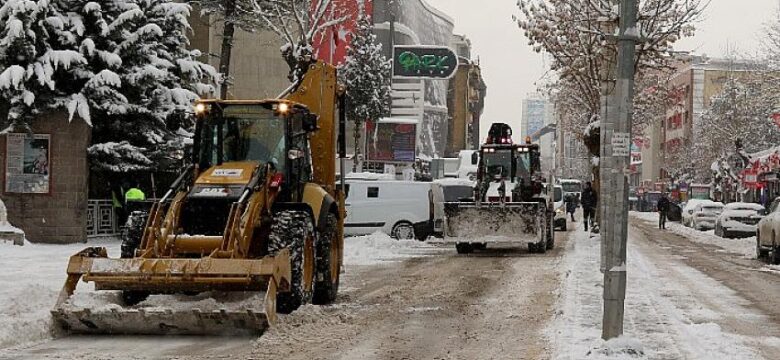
[185,100,319,236]
[476,123,542,202]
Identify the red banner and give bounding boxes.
[312,0,374,66]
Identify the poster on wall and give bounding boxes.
[366,119,417,163]
[5,133,51,194]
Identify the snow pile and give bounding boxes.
[344,232,442,266]
[0,239,120,349]
[547,226,764,359]
[587,336,645,359]
[631,212,756,259]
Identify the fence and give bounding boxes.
[86,199,117,237]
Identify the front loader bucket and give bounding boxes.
[52,306,271,335]
[444,202,542,241]
[52,247,291,335]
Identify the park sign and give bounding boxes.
[392,45,458,79]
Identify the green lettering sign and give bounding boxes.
[393,46,458,79]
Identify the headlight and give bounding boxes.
[555,208,563,214]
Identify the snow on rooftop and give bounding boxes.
[433,178,475,186]
[345,172,396,180]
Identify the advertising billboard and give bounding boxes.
[366,119,417,162]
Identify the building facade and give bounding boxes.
[0,113,91,243]
[445,34,486,156]
[521,94,552,139]
[373,0,455,159]
[660,56,755,181]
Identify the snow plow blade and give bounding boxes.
[444,202,543,240]
[51,307,270,336]
[51,247,291,335]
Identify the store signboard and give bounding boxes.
[690,185,710,200]
[4,133,51,194]
[366,119,417,163]
[393,46,458,79]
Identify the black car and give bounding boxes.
[667,202,682,222]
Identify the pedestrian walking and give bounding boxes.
[565,193,577,222]
[581,182,598,231]
[657,193,670,230]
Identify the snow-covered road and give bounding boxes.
[3,214,779,359]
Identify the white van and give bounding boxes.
[558,179,583,198]
[430,178,476,238]
[344,180,432,240]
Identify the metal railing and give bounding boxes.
[86,200,117,237]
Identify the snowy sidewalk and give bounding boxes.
[0,239,120,349]
[547,226,772,359]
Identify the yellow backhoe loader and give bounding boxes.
[51,61,346,335]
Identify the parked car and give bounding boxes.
[690,202,724,231]
[667,202,683,222]
[643,191,662,212]
[757,197,780,264]
[715,203,764,238]
[558,179,582,199]
[430,178,475,238]
[545,184,566,231]
[682,199,714,227]
[344,180,432,240]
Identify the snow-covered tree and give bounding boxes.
[251,0,348,82]
[0,0,78,130]
[339,8,391,170]
[0,0,218,172]
[190,0,261,98]
[516,0,705,160]
[692,75,780,179]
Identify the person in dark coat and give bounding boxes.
[564,193,578,221]
[581,182,598,231]
[656,193,670,229]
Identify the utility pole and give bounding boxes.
[600,0,639,340]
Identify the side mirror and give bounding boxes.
[303,113,318,132]
[471,152,478,165]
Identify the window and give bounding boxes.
[367,187,379,198]
[198,105,286,171]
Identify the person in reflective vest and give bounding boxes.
[124,186,146,213]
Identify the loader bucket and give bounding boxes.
[444,202,543,240]
[51,247,291,335]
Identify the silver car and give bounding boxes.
[690,202,724,231]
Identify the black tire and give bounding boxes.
[772,238,780,265]
[537,216,548,254]
[120,211,148,259]
[756,232,766,259]
[456,242,474,254]
[391,221,415,240]
[268,210,314,314]
[547,216,555,250]
[119,212,150,306]
[313,213,340,305]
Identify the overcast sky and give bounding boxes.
[424,0,779,138]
